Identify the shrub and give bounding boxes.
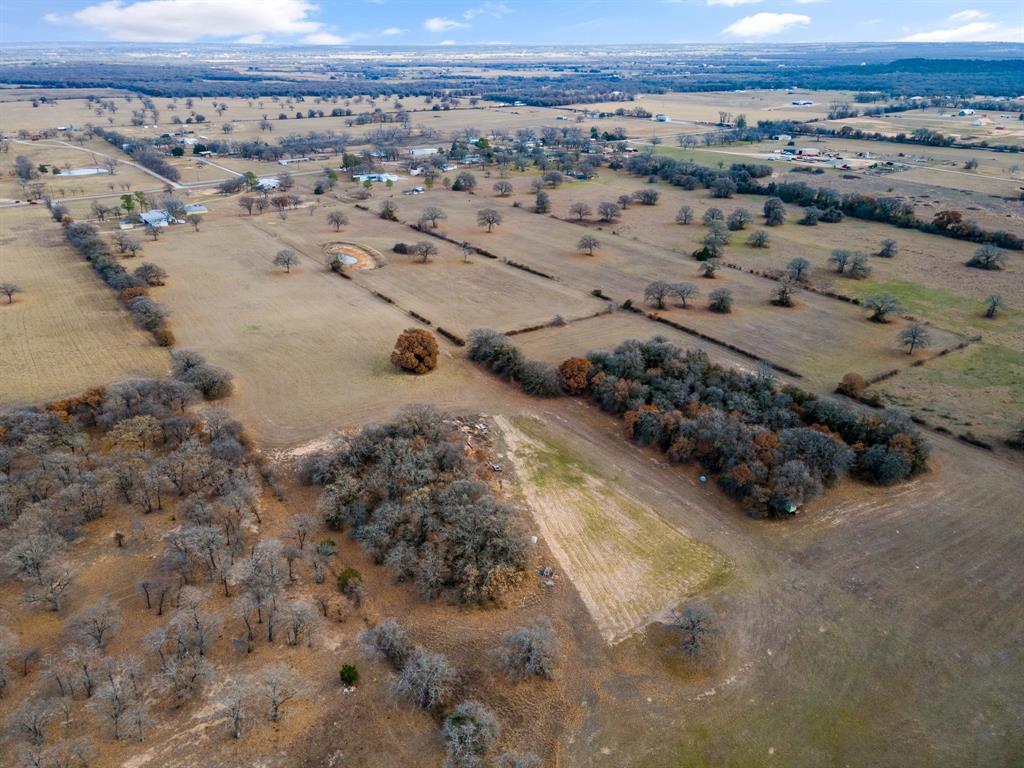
[516,360,562,397]
[837,372,866,398]
[337,567,362,595]
[393,648,456,710]
[361,618,413,669]
[708,288,732,313]
[391,328,439,374]
[495,618,558,682]
[967,243,1007,270]
[558,357,592,394]
[443,701,500,768]
[338,664,359,687]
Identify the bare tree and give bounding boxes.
[222,679,248,739]
[675,205,694,225]
[238,196,256,215]
[421,206,447,228]
[261,663,298,722]
[568,201,592,221]
[0,282,23,304]
[282,600,318,647]
[787,257,810,281]
[476,208,502,233]
[671,601,719,660]
[68,598,122,651]
[897,323,931,355]
[644,281,673,309]
[393,648,456,710]
[272,250,299,273]
[865,293,902,323]
[412,241,438,263]
[877,238,898,258]
[672,282,699,308]
[186,214,202,231]
[8,698,54,746]
[984,293,1005,318]
[495,618,558,682]
[443,700,501,768]
[287,513,318,550]
[577,235,600,256]
[327,211,348,231]
[597,201,620,222]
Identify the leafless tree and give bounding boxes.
[422,206,447,228]
[495,618,559,682]
[412,241,438,263]
[283,600,318,647]
[476,208,502,233]
[577,235,600,256]
[0,282,23,304]
[597,201,620,222]
[68,598,122,651]
[260,663,298,723]
[8,697,55,746]
[286,513,318,550]
[222,679,248,738]
[327,211,348,231]
[393,648,456,710]
[569,201,592,221]
[493,180,513,197]
[272,250,299,273]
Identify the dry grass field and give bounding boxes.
[1,78,1022,768]
[0,206,167,404]
[388,182,965,390]
[573,89,859,124]
[497,414,729,644]
[820,105,1024,147]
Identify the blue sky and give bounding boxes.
[1,0,1021,45]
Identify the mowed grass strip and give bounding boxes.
[498,414,728,644]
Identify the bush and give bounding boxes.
[516,360,562,397]
[339,664,359,686]
[391,328,439,374]
[708,288,732,313]
[170,349,233,399]
[443,701,501,768]
[558,357,592,394]
[495,618,558,682]
[837,372,866,398]
[361,618,413,669]
[393,648,456,710]
[392,242,410,254]
[337,566,361,594]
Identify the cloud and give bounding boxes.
[707,0,761,6]
[900,20,1020,42]
[463,2,510,19]
[423,17,468,32]
[724,12,810,38]
[44,0,324,42]
[381,26,405,36]
[439,39,457,46]
[792,0,822,4]
[302,32,351,45]
[235,34,266,44]
[948,9,986,23]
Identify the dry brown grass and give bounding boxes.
[0,207,167,405]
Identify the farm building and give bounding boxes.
[277,157,311,165]
[408,146,439,157]
[654,114,671,122]
[256,177,281,190]
[958,108,976,116]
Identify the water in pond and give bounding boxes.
[338,254,358,265]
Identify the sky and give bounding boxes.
[0,0,1021,46]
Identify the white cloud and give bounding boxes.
[900,20,1021,42]
[302,32,351,45]
[381,26,405,36]
[236,34,266,44]
[948,9,987,23]
[707,0,761,7]
[463,2,510,19]
[44,0,324,42]
[423,17,468,32]
[439,39,457,46]
[724,12,810,38]
[792,0,822,4]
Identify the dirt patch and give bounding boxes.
[323,241,383,270]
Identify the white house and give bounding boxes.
[408,147,439,158]
[257,177,281,191]
[791,100,814,106]
[958,108,976,116]
[139,210,172,227]
[277,157,310,165]
[353,173,399,184]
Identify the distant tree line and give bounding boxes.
[623,154,1023,250]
